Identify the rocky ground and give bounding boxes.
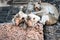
[44,22,60,40]
[0,23,44,40]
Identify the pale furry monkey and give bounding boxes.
[12,6,27,26]
[27,13,40,27]
[33,2,59,25]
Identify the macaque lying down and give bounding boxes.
[33,2,59,25]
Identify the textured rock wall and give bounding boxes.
[44,22,60,40]
[0,23,44,40]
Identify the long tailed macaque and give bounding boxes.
[33,2,59,25]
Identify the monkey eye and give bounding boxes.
[22,17,25,20]
[33,18,35,20]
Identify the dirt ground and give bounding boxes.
[0,23,44,40]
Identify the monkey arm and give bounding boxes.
[32,10,46,16]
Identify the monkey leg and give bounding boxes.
[45,16,57,25]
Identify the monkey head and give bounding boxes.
[34,2,41,11]
[26,13,40,27]
[12,10,27,26]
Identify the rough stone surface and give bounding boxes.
[44,22,60,40]
[0,23,44,40]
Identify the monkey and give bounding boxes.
[12,6,27,27]
[26,13,40,27]
[32,2,59,25]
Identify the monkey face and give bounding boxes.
[27,13,40,27]
[34,2,41,11]
[13,11,27,26]
[18,11,27,22]
[18,13,27,26]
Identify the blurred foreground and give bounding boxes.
[0,23,44,40]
